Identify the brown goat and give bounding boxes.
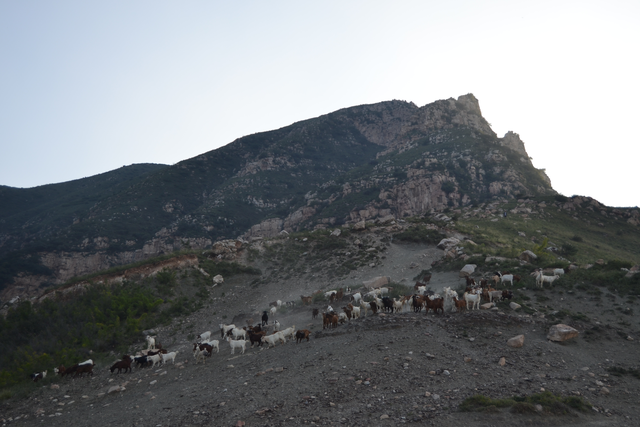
[312,308,319,319]
[295,329,311,343]
[110,358,132,374]
[73,363,94,378]
[425,297,444,315]
[453,297,466,312]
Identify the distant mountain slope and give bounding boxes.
[0,94,556,294]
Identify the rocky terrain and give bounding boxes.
[2,235,640,427]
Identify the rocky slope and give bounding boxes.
[2,233,639,427]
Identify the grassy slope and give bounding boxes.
[454,196,640,265]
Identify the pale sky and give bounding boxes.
[1,1,639,207]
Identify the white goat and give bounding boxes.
[162,351,178,365]
[148,354,162,368]
[351,292,362,304]
[392,298,404,313]
[231,327,247,340]
[219,323,236,338]
[338,312,348,324]
[280,325,296,340]
[197,331,211,343]
[488,290,502,302]
[146,335,156,350]
[442,287,458,313]
[463,292,480,310]
[350,306,361,318]
[501,274,515,286]
[360,300,372,317]
[227,337,248,354]
[324,290,337,299]
[553,268,565,276]
[270,306,277,316]
[276,299,282,307]
[261,332,285,348]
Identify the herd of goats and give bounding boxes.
[27,268,567,383]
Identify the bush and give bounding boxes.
[560,243,578,257]
[394,226,443,244]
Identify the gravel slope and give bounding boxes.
[2,240,640,427]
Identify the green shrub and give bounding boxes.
[393,226,443,244]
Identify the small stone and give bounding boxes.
[275,367,284,373]
[464,357,472,363]
[507,335,525,348]
[499,357,506,366]
[107,386,122,394]
[600,387,610,395]
[424,392,431,397]
[547,324,580,342]
[50,384,59,390]
[380,414,389,419]
[443,370,450,375]
[149,380,157,385]
[329,402,335,407]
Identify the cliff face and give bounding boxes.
[0,94,556,297]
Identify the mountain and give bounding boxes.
[0,94,556,298]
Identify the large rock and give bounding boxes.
[459,264,476,278]
[480,303,494,310]
[547,324,579,342]
[362,276,389,289]
[437,237,460,250]
[507,335,525,348]
[510,302,521,311]
[213,275,224,285]
[353,220,366,231]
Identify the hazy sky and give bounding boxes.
[1,1,639,207]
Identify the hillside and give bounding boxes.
[1,224,640,426]
[0,94,565,299]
